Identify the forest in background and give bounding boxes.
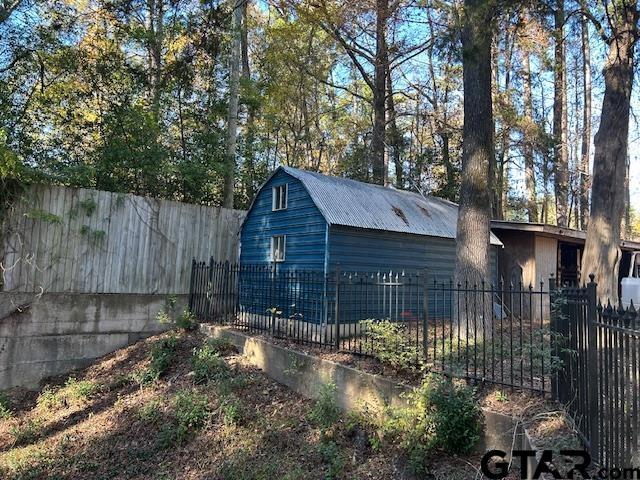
[1,0,639,239]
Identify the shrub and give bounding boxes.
[191,343,230,384]
[156,296,197,331]
[138,400,162,425]
[176,310,197,331]
[307,383,341,430]
[220,396,245,426]
[0,393,12,419]
[215,374,248,397]
[383,374,483,469]
[427,376,482,453]
[318,438,344,480]
[37,386,64,411]
[64,377,99,400]
[206,337,237,356]
[159,390,210,447]
[136,334,179,385]
[359,319,419,371]
[10,419,41,446]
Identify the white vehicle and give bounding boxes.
[621,252,640,309]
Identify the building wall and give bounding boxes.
[240,170,328,271]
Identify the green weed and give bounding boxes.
[307,383,341,430]
[10,419,41,446]
[135,334,179,385]
[191,343,230,384]
[0,393,12,419]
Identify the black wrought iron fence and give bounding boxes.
[189,259,553,393]
[553,275,640,468]
[191,259,640,468]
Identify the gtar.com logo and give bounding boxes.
[481,449,640,479]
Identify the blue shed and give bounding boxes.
[240,165,502,280]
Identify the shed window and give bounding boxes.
[271,235,286,262]
[272,184,288,211]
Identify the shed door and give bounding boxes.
[557,242,583,286]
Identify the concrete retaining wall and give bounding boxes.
[201,325,533,463]
[0,292,186,389]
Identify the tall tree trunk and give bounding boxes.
[148,0,163,122]
[495,27,513,221]
[579,6,591,230]
[522,45,537,222]
[241,0,256,205]
[454,0,494,289]
[371,0,388,185]
[223,0,242,209]
[581,3,638,302]
[385,66,403,188]
[553,0,568,227]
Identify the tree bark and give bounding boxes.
[581,3,638,302]
[241,0,256,205]
[371,0,388,185]
[522,45,537,222]
[148,0,164,123]
[494,27,513,221]
[553,0,568,227]
[454,0,494,288]
[579,6,591,230]
[385,66,403,188]
[223,0,242,209]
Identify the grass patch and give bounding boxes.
[36,377,99,411]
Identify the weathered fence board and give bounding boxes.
[1,185,245,294]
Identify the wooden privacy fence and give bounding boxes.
[0,185,245,294]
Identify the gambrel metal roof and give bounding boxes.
[279,166,503,246]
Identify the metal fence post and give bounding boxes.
[422,268,429,360]
[586,273,600,464]
[549,274,558,400]
[207,256,214,322]
[335,264,341,350]
[188,257,196,314]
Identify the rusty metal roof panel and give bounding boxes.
[281,166,503,246]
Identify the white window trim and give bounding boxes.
[272,184,288,211]
[271,235,286,262]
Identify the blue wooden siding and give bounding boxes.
[327,226,500,320]
[239,170,328,322]
[328,225,499,280]
[240,170,328,271]
[327,226,456,278]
